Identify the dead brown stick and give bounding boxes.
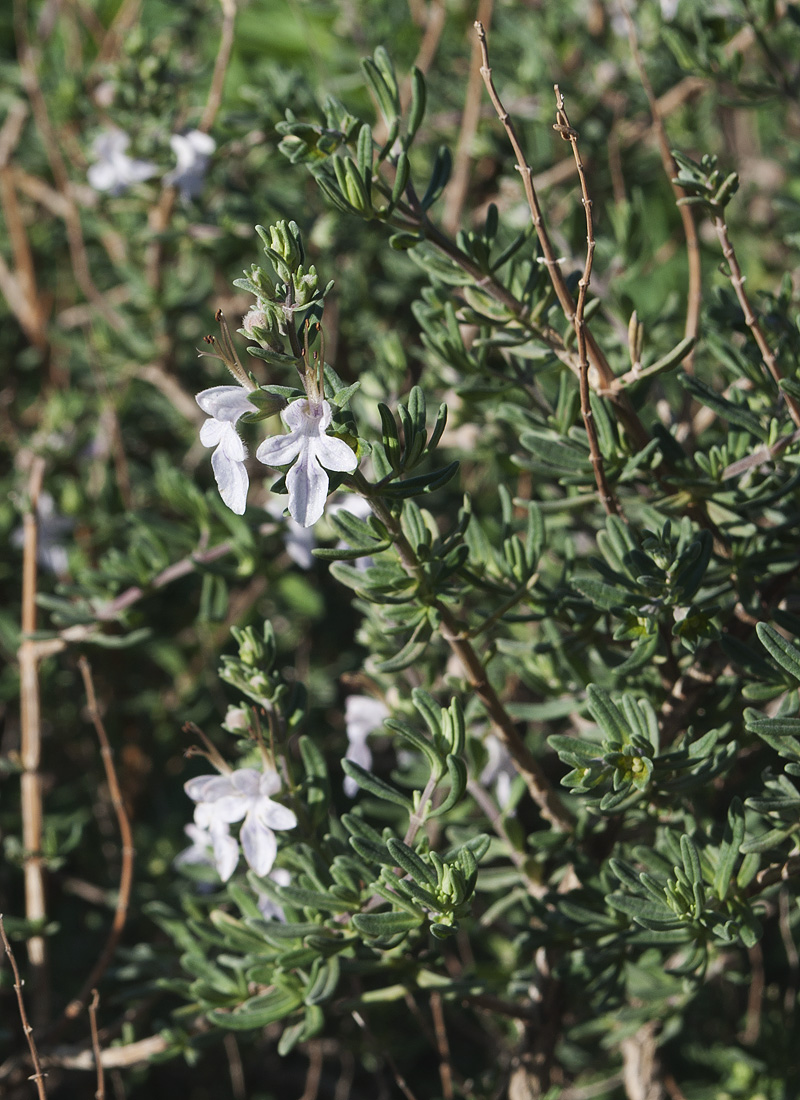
[443,0,494,236]
[624,10,700,368]
[712,213,800,429]
[430,992,454,1100]
[0,100,47,350]
[554,85,619,518]
[64,659,134,1021]
[18,457,48,1019]
[12,0,124,332]
[0,915,48,1099]
[88,990,105,1100]
[473,20,649,452]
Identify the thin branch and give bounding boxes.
[0,915,48,1100]
[443,0,493,235]
[712,212,800,428]
[474,30,613,390]
[13,0,125,332]
[430,992,454,1100]
[351,1011,421,1100]
[553,85,619,517]
[18,457,48,1018]
[88,991,105,1100]
[63,659,134,1021]
[358,480,573,831]
[199,0,237,133]
[624,8,700,366]
[223,1033,246,1100]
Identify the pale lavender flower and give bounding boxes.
[256,867,292,921]
[265,497,316,569]
[256,398,358,527]
[196,385,257,514]
[184,767,297,878]
[175,820,239,883]
[11,491,71,575]
[165,129,216,199]
[87,129,157,195]
[480,734,517,811]
[344,695,389,797]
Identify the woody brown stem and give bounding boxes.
[554,85,619,518]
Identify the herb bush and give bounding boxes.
[3,1,800,1098]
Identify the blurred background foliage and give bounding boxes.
[3,0,800,1097]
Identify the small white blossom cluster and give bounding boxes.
[87,127,215,199]
[178,766,296,882]
[196,386,358,525]
[343,695,389,796]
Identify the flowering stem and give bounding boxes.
[355,477,573,832]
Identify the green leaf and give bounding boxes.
[386,838,438,887]
[351,911,422,938]
[587,685,629,748]
[208,986,303,1030]
[756,623,800,683]
[714,797,745,900]
[341,761,413,809]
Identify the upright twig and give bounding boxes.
[553,85,619,517]
[624,8,700,367]
[712,212,800,429]
[18,457,48,1020]
[358,480,573,831]
[0,915,48,1100]
[473,25,632,415]
[88,990,105,1100]
[13,0,124,332]
[430,992,454,1100]
[64,659,134,1021]
[443,0,493,236]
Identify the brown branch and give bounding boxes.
[712,212,800,428]
[553,85,619,518]
[624,9,700,366]
[0,915,48,1099]
[443,0,493,236]
[474,20,650,451]
[88,991,105,1100]
[430,992,454,1100]
[63,659,134,1021]
[360,482,573,831]
[12,0,125,332]
[199,0,237,133]
[0,100,47,350]
[18,457,48,1020]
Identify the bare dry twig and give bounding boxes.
[712,212,800,429]
[0,915,48,1099]
[63,659,134,1021]
[474,20,649,451]
[624,8,700,366]
[553,85,619,518]
[18,457,49,1018]
[88,990,105,1100]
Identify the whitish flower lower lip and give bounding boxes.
[196,385,257,515]
[184,767,297,879]
[256,398,358,527]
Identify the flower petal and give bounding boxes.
[256,800,297,831]
[240,813,277,876]
[199,417,224,447]
[256,431,303,468]
[313,434,358,473]
[87,161,119,192]
[211,446,249,514]
[212,830,240,881]
[196,386,256,423]
[185,774,231,802]
[286,448,329,527]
